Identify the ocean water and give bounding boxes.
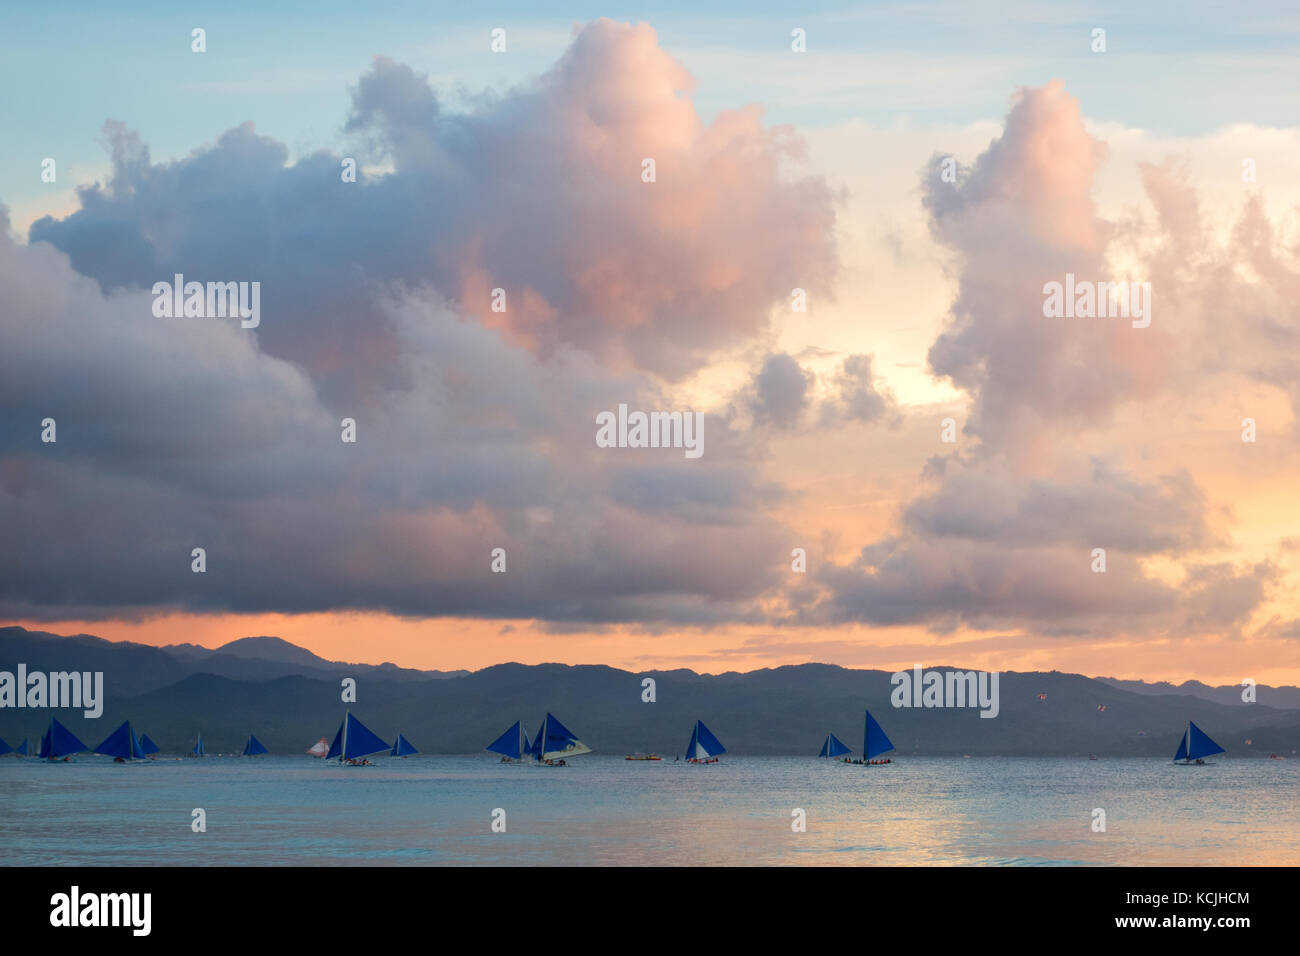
[1,755,1295,866]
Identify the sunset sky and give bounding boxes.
[4,2,1300,682]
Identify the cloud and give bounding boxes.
[750,353,813,427]
[0,221,792,623]
[30,19,838,392]
[742,351,897,431]
[821,353,898,427]
[792,82,1287,640]
[797,518,1270,637]
[921,80,1168,457]
[0,20,845,625]
[900,461,1215,553]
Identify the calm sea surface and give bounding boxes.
[1,755,1295,866]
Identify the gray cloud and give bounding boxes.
[751,353,812,428]
[744,351,897,431]
[2,21,838,624]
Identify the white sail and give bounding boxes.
[542,738,592,760]
[306,736,329,757]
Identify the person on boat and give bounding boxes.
[1195,758,1205,765]
[114,756,125,763]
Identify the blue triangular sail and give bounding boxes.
[527,721,545,759]
[686,720,725,759]
[325,723,345,760]
[39,718,87,758]
[1187,721,1225,760]
[327,712,390,761]
[541,713,573,742]
[17,737,33,756]
[192,734,205,757]
[243,734,268,756]
[696,721,725,756]
[819,733,851,758]
[140,734,160,755]
[864,710,895,760]
[525,713,591,760]
[0,737,11,756]
[1172,730,1188,762]
[391,733,418,756]
[346,713,389,760]
[486,720,525,759]
[95,720,144,760]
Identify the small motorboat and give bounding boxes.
[625,752,662,760]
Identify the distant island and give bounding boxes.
[3,625,1298,757]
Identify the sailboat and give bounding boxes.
[324,712,390,765]
[390,733,418,757]
[1173,720,1225,765]
[306,737,329,757]
[16,737,34,757]
[818,733,852,759]
[485,720,532,763]
[38,718,87,760]
[861,709,895,765]
[526,713,592,765]
[190,733,206,757]
[94,720,149,762]
[242,734,269,757]
[684,720,725,763]
[139,734,161,758]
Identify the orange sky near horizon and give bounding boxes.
[11,611,1300,686]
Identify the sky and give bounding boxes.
[3,3,1300,682]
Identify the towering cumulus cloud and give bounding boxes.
[2,21,832,625]
[922,81,1167,456]
[31,19,836,390]
[798,82,1274,640]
